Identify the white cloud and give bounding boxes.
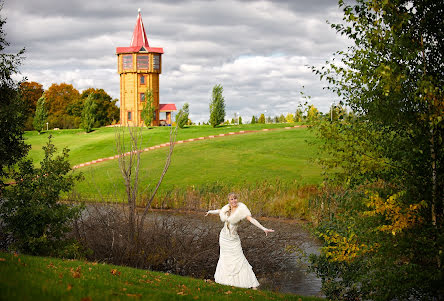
[4,0,350,123]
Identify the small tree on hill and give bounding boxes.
[238,116,242,124]
[251,115,256,124]
[33,95,48,134]
[81,94,97,133]
[209,84,225,127]
[286,113,295,123]
[175,102,189,128]
[141,89,155,127]
[306,105,319,122]
[295,109,303,122]
[258,113,265,124]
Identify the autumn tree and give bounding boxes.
[45,83,81,129]
[285,113,294,123]
[306,105,319,122]
[33,95,48,134]
[209,84,225,127]
[19,81,44,130]
[310,0,444,299]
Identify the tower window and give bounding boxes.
[140,93,145,102]
[128,111,132,121]
[153,55,160,70]
[140,75,145,85]
[123,55,133,70]
[137,55,149,69]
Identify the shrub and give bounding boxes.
[0,136,84,256]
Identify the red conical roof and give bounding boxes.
[130,11,149,48]
[116,9,164,54]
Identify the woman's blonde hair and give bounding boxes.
[228,192,238,200]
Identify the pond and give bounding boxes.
[148,210,323,297]
[79,205,323,297]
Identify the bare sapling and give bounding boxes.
[115,122,179,243]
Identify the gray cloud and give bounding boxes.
[4,0,350,123]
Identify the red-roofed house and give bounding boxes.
[116,9,176,126]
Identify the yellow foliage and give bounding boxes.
[364,191,424,235]
[320,230,378,263]
[286,113,295,123]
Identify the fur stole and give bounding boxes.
[219,202,251,224]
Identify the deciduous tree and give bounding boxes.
[175,102,189,129]
[81,94,97,133]
[19,81,44,130]
[33,95,48,134]
[45,83,80,129]
[209,84,225,128]
[0,11,29,190]
[140,89,155,127]
[80,88,119,126]
[310,0,444,299]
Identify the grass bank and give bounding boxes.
[24,123,305,166]
[0,251,322,301]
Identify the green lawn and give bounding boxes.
[24,123,305,166]
[22,124,322,205]
[0,252,322,301]
[72,127,321,199]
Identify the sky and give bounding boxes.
[4,0,351,123]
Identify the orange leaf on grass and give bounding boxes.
[110,269,121,276]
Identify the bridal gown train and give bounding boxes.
[214,202,260,288]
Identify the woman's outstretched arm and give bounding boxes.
[205,209,220,216]
[246,216,275,236]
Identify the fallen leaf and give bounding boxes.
[110,269,121,276]
[126,293,142,298]
[0,258,6,262]
[71,266,82,278]
[67,284,73,291]
[81,297,92,301]
[177,292,186,295]
[225,291,232,295]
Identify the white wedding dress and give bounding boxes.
[213,202,260,288]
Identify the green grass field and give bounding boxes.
[24,123,305,166]
[0,252,322,301]
[23,124,323,205]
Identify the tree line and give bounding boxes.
[20,81,119,132]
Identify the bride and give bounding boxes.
[205,193,274,289]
